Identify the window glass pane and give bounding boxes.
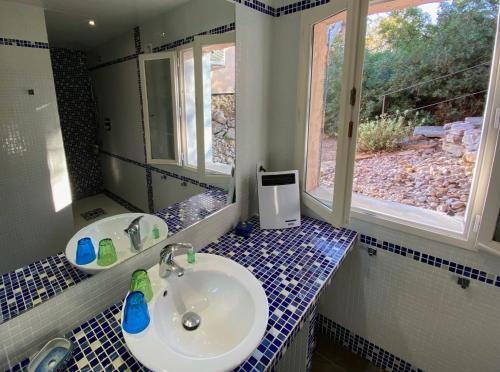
[181,49,197,167]
[353,0,498,229]
[305,13,347,208]
[202,43,236,174]
[144,58,175,160]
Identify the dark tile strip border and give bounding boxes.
[317,314,423,372]
[0,37,49,49]
[88,22,235,71]
[152,22,235,53]
[88,53,137,71]
[360,235,500,288]
[232,0,331,17]
[102,189,144,213]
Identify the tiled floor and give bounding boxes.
[72,193,130,230]
[312,333,381,372]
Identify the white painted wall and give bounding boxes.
[0,0,74,273]
[234,4,273,218]
[267,5,500,372]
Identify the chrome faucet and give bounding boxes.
[124,216,144,252]
[159,243,193,278]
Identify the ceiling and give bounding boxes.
[8,0,190,50]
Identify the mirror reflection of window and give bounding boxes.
[181,48,197,168]
[145,58,176,160]
[202,43,236,175]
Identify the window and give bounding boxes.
[139,52,179,164]
[140,33,235,176]
[301,0,500,247]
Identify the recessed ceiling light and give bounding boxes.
[88,20,96,27]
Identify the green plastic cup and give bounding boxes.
[130,269,153,303]
[97,238,118,266]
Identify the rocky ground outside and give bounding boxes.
[211,94,235,166]
[319,117,482,217]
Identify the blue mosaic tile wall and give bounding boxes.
[317,314,423,372]
[0,253,88,324]
[7,215,357,372]
[50,48,104,200]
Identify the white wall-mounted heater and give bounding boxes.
[257,170,301,229]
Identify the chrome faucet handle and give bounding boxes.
[124,216,144,233]
[159,243,193,278]
[124,215,144,252]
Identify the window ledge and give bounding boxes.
[307,185,473,249]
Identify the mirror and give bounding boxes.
[0,0,236,323]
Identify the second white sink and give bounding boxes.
[65,213,168,274]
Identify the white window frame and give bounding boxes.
[178,32,236,181]
[297,0,367,227]
[139,51,181,165]
[297,0,500,250]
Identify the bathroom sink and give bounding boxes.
[65,213,168,274]
[123,253,269,372]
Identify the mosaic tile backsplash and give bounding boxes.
[0,189,227,324]
[0,253,89,324]
[50,47,103,200]
[6,216,357,371]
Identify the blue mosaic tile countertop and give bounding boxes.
[7,215,357,372]
[1,189,227,324]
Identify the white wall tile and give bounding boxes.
[0,1,47,42]
[99,154,149,211]
[87,30,136,67]
[319,243,500,372]
[0,11,74,273]
[91,60,145,164]
[140,0,235,49]
[151,171,204,212]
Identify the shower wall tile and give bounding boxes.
[151,171,205,211]
[0,12,74,274]
[90,60,145,164]
[87,29,136,68]
[100,154,149,212]
[50,48,103,200]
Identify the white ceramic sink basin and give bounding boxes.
[66,213,168,274]
[123,253,269,372]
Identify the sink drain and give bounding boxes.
[182,312,201,331]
